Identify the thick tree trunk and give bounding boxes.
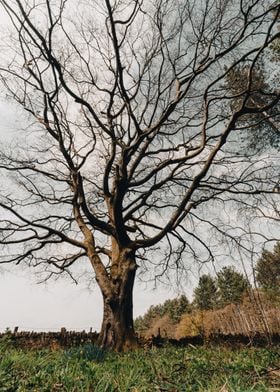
[97,250,138,351]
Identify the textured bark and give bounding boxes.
[97,250,138,351]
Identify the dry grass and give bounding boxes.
[174,292,280,339]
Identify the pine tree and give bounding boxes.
[216,267,248,307]
[256,242,280,301]
[168,295,191,322]
[193,274,218,310]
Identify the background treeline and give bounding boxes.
[135,243,280,339]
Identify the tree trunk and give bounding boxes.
[97,250,138,351]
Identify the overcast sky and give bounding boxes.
[0,262,179,332]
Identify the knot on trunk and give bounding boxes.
[105,296,120,311]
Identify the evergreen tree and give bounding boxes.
[168,295,191,322]
[134,295,190,332]
[224,14,280,154]
[224,63,280,153]
[193,274,218,310]
[216,267,248,307]
[256,242,280,299]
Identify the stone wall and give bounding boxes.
[0,328,99,349]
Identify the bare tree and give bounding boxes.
[0,0,279,350]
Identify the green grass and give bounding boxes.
[0,338,279,391]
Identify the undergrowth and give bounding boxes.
[0,337,279,391]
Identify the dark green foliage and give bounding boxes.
[256,242,280,300]
[134,295,191,332]
[193,268,248,310]
[225,28,280,152]
[193,274,218,310]
[136,268,249,332]
[164,295,191,323]
[224,62,280,153]
[270,6,280,62]
[216,266,249,307]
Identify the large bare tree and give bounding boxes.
[0,0,279,350]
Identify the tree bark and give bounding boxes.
[97,249,138,351]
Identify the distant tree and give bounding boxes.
[193,274,218,310]
[224,7,280,154]
[134,295,190,332]
[167,295,191,322]
[224,63,280,153]
[270,3,280,62]
[216,267,248,307]
[175,310,204,338]
[256,242,280,299]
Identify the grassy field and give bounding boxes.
[0,337,279,391]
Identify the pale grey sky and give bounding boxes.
[0,265,176,332]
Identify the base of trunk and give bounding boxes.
[96,248,138,351]
[98,322,138,352]
[97,297,138,351]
